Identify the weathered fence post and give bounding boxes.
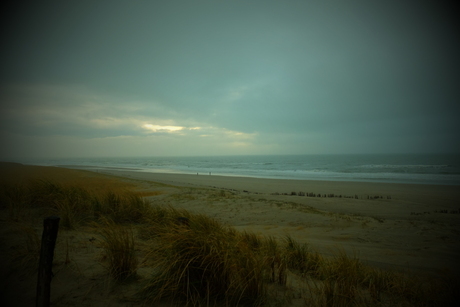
[36,216,60,307]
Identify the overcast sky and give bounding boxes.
[1,0,459,159]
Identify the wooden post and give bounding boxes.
[36,216,60,307]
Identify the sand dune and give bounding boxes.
[101,169,460,275]
[1,163,459,305]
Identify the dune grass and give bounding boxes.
[1,178,459,306]
[137,205,459,306]
[11,224,42,272]
[139,207,271,306]
[97,217,138,280]
[1,180,153,228]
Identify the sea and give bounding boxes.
[22,154,460,186]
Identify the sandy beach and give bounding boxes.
[101,169,460,275]
[1,163,460,305]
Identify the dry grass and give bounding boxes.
[0,183,31,221]
[1,166,459,306]
[285,236,319,277]
[137,206,460,306]
[1,180,154,229]
[12,224,41,272]
[139,207,272,306]
[96,217,138,280]
[0,163,139,192]
[298,248,460,307]
[92,190,153,223]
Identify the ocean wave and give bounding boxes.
[359,164,449,169]
[22,154,460,185]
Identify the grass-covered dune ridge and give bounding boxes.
[0,163,459,306]
[1,179,152,228]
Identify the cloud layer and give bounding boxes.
[1,1,459,159]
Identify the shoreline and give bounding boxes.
[98,169,460,207]
[22,159,460,186]
[57,163,460,188]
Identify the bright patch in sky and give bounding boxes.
[142,124,184,133]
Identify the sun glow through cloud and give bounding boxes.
[142,124,184,133]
